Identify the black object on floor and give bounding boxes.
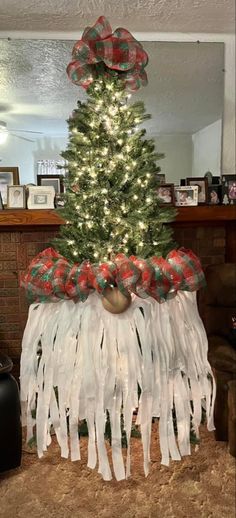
[0,353,22,473]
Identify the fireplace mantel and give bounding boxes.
[0,205,235,228]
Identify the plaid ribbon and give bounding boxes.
[67,16,148,91]
[21,247,205,304]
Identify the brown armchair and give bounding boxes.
[198,263,236,456]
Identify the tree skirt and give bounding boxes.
[20,291,215,481]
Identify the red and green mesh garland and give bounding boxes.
[21,247,205,304]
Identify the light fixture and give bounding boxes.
[0,121,8,145]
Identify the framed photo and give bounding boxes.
[0,167,20,206]
[186,177,208,204]
[208,184,222,205]
[156,183,174,204]
[27,186,55,209]
[55,193,65,208]
[7,185,26,209]
[37,174,64,194]
[212,176,220,185]
[156,173,166,185]
[174,186,199,206]
[0,192,4,210]
[221,175,236,205]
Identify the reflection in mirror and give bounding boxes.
[0,40,224,185]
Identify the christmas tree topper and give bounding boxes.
[67,16,148,91]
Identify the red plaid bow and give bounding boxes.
[67,16,148,91]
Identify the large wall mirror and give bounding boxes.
[0,39,224,185]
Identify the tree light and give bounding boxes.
[139,222,145,229]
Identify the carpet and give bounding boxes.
[0,425,235,518]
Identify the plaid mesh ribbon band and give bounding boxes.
[67,16,148,91]
[21,247,205,304]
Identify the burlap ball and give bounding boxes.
[102,287,131,314]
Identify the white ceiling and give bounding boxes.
[0,39,224,137]
[0,0,235,33]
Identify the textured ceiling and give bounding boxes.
[0,39,224,137]
[0,0,235,33]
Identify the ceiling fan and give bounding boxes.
[0,120,43,144]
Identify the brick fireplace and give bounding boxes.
[0,206,235,379]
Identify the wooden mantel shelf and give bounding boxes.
[0,205,235,228]
[0,209,64,227]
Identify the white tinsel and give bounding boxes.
[20,291,215,481]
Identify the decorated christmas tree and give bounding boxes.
[20,17,215,482]
[54,75,176,263]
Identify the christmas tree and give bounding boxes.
[54,73,176,264]
[20,17,214,482]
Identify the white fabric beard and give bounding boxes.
[20,291,215,481]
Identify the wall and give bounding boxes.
[192,119,222,177]
[0,135,67,184]
[153,134,192,184]
[222,37,235,174]
[1,132,193,185]
[33,136,67,176]
[0,135,35,185]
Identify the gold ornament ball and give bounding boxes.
[102,287,131,314]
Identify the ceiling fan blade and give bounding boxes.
[9,129,43,134]
[11,133,35,143]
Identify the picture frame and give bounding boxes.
[156,173,166,185]
[0,167,20,206]
[55,193,65,208]
[211,176,220,185]
[7,185,26,209]
[186,177,208,204]
[37,174,64,194]
[221,174,236,205]
[207,184,222,205]
[156,183,174,205]
[27,186,55,209]
[174,186,199,206]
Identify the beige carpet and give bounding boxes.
[0,425,235,518]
